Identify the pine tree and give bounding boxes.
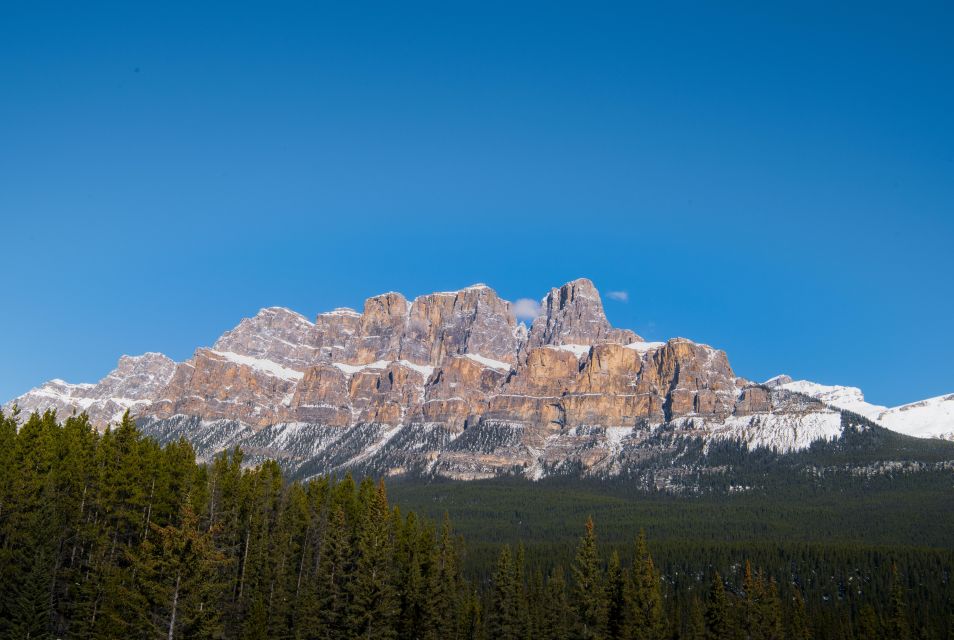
[886,564,911,640]
[312,505,350,640]
[686,596,706,640]
[540,566,571,640]
[347,480,398,640]
[134,503,227,639]
[789,587,812,640]
[435,514,464,639]
[628,530,665,640]
[571,517,606,640]
[761,577,784,640]
[741,561,765,640]
[856,604,880,640]
[704,571,731,640]
[605,550,628,640]
[488,545,521,640]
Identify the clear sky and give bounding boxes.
[2,2,952,407]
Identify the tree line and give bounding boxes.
[0,409,943,639]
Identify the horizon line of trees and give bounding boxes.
[0,409,934,639]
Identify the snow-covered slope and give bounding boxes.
[764,375,886,420]
[876,395,954,440]
[764,375,954,441]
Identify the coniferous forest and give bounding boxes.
[1,410,952,639]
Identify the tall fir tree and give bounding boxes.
[571,517,606,640]
[886,563,911,640]
[628,530,666,640]
[347,480,398,640]
[540,566,571,640]
[704,571,732,640]
[489,545,521,640]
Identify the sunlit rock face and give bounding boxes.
[9,277,947,481]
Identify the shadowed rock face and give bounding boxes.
[7,278,890,480]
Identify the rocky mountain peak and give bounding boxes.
[527,278,641,350]
[4,352,177,427]
[213,306,317,370]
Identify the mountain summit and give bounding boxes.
[5,279,952,480]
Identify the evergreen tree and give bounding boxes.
[686,596,706,640]
[605,550,628,640]
[886,563,911,640]
[856,604,880,640]
[313,505,350,640]
[134,503,227,639]
[789,588,812,640]
[540,566,571,640]
[347,480,398,640]
[704,571,731,640]
[628,530,665,640]
[489,545,521,640]
[571,517,606,640]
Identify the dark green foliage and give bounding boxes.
[2,408,952,640]
[0,411,476,640]
[488,545,522,640]
[572,517,606,639]
[704,571,732,640]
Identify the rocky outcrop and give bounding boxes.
[526,278,640,350]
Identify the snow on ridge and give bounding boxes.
[463,353,513,372]
[318,307,361,318]
[208,350,304,381]
[257,306,315,325]
[772,378,886,421]
[546,344,592,359]
[877,394,954,440]
[624,341,666,354]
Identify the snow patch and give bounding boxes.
[547,344,592,359]
[208,350,304,381]
[463,353,513,372]
[624,341,666,355]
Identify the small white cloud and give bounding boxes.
[512,298,542,321]
[607,290,629,302]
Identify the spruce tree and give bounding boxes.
[605,550,628,640]
[540,566,571,640]
[489,545,520,640]
[886,563,911,640]
[347,480,398,640]
[571,517,606,640]
[628,530,665,640]
[789,588,812,640]
[686,596,706,640]
[856,604,880,640]
[704,571,731,640]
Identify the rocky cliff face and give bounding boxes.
[6,278,952,480]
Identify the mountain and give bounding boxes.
[764,375,954,440]
[5,353,176,427]
[5,278,953,481]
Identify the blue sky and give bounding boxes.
[1,1,952,407]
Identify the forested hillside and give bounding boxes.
[1,409,950,639]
